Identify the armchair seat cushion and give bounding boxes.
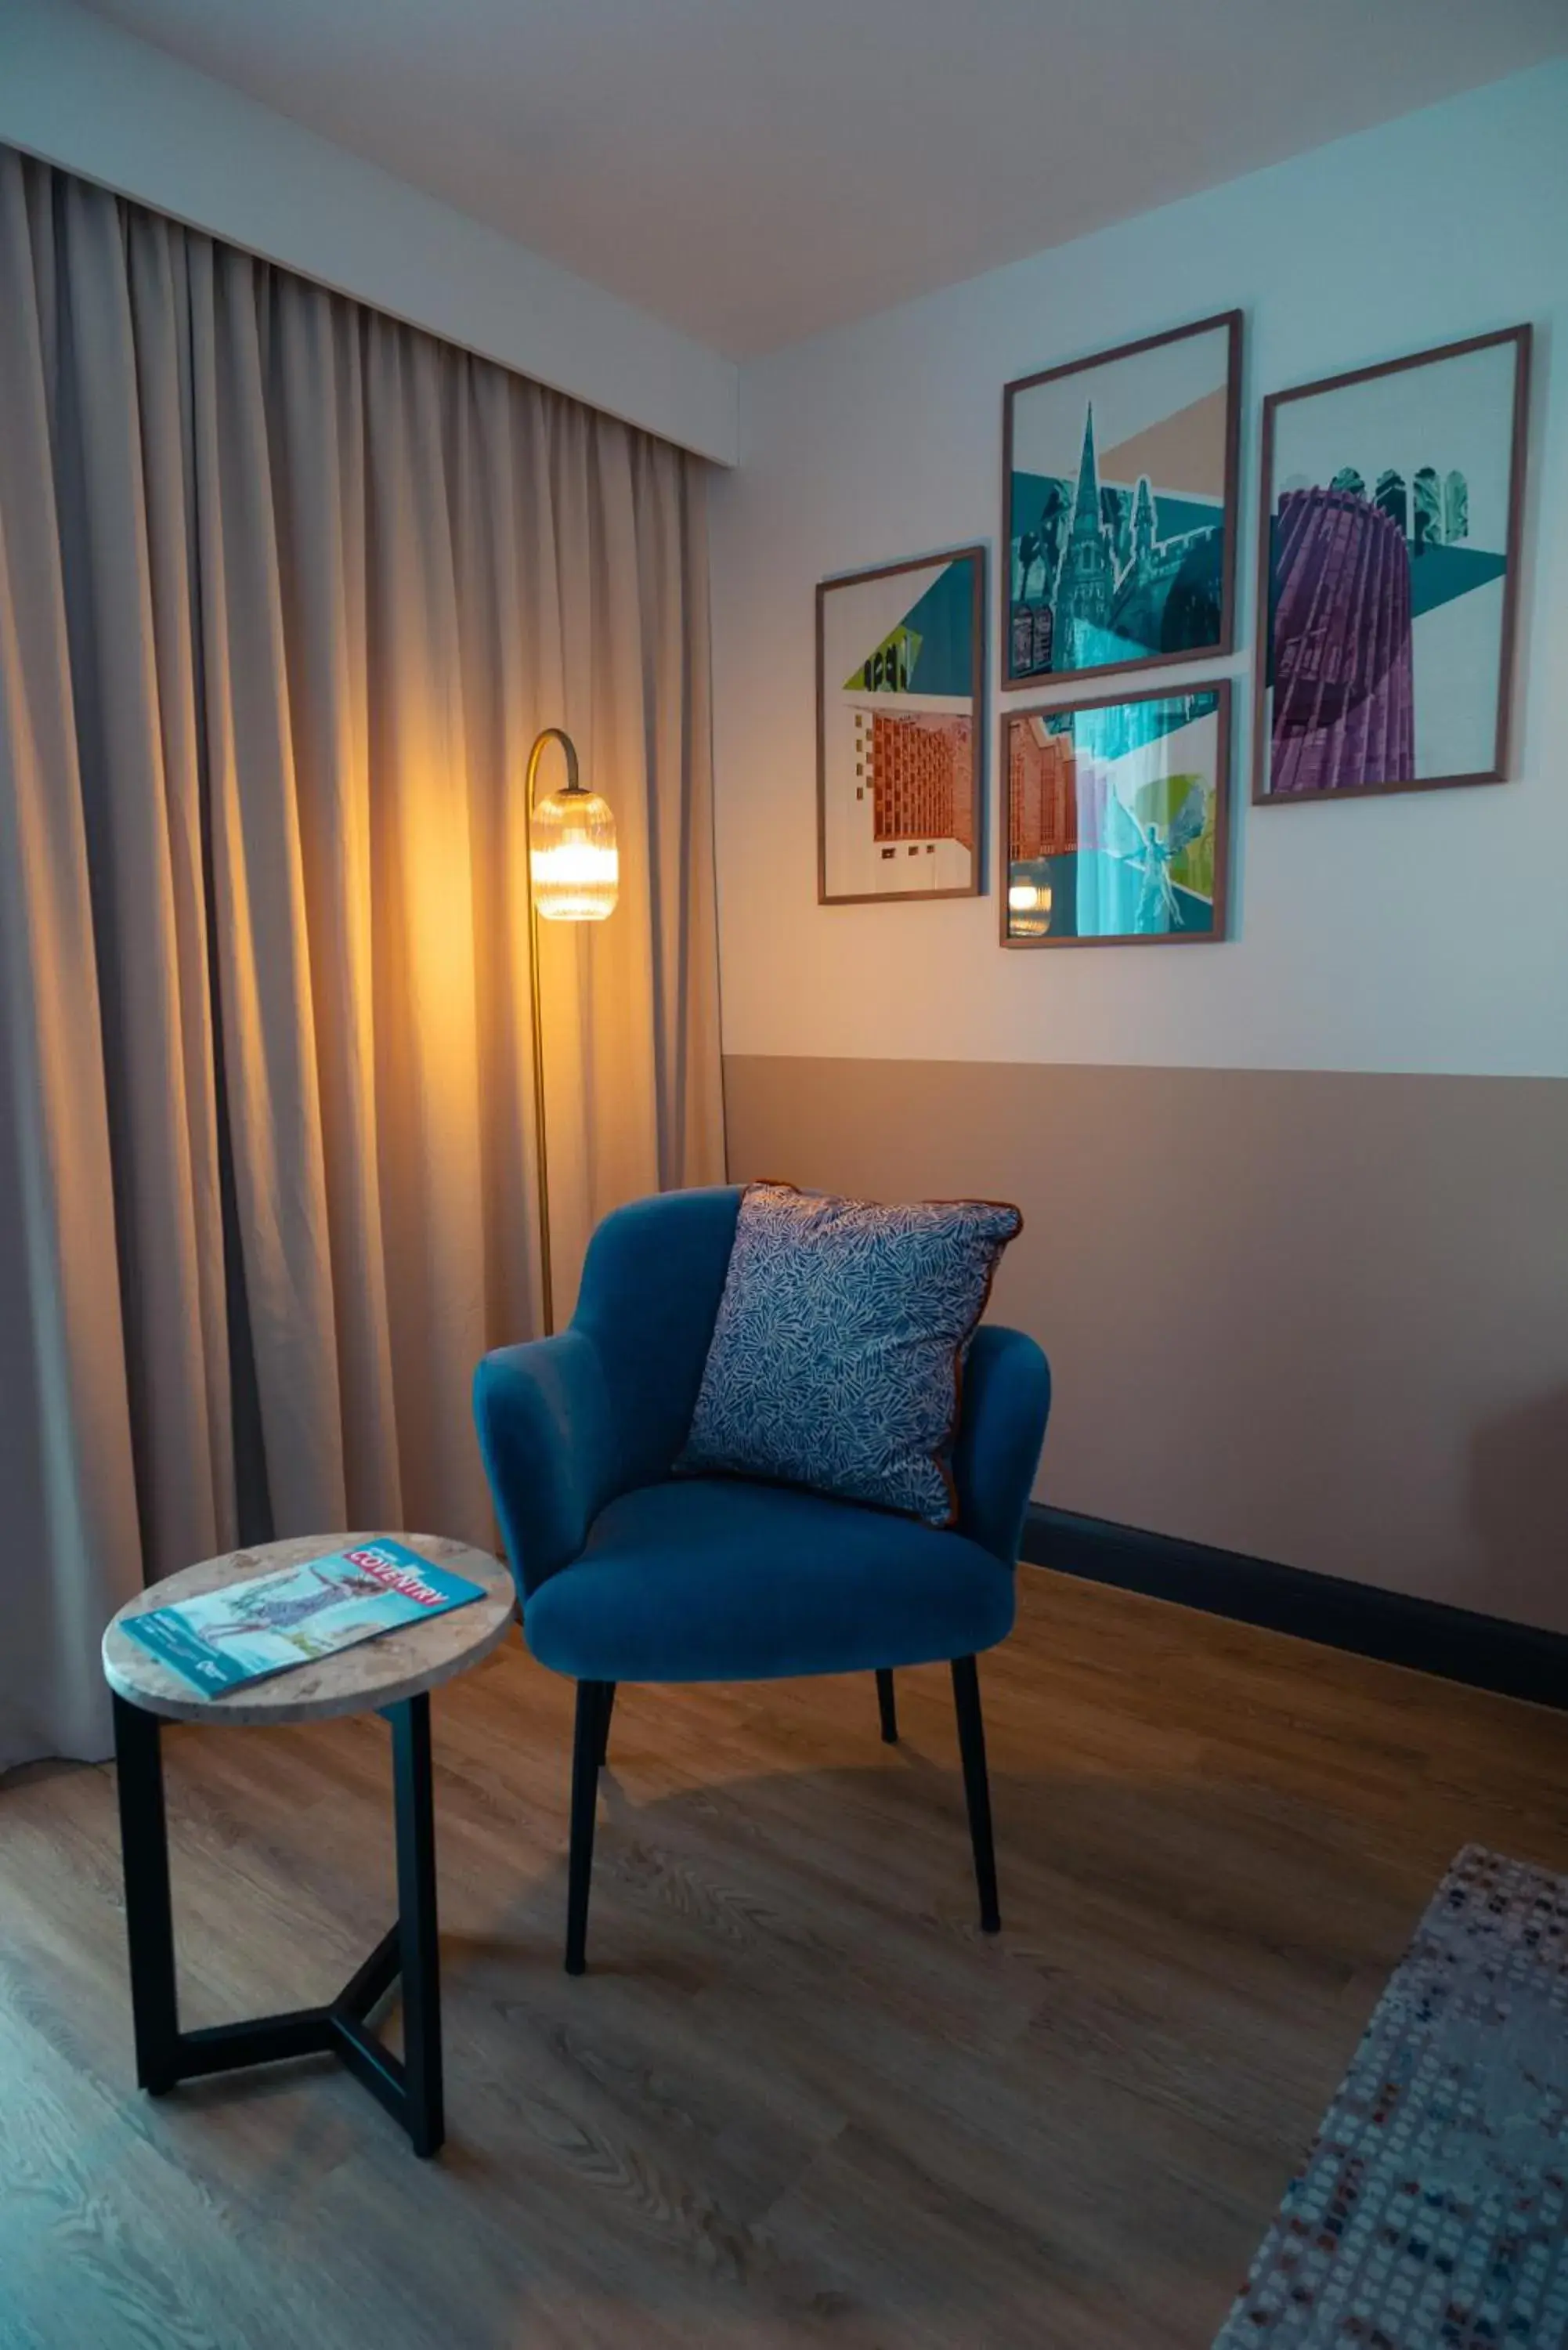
[522,1476,1015,1685]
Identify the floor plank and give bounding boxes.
[2,1566,1567,2349]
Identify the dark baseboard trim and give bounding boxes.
[1021,1504,1568,1712]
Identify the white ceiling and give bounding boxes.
[80,0,1568,357]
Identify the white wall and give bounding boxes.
[710,64,1568,1076]
[0,0,738,466]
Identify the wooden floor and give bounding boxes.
[4,1568,1568,2350]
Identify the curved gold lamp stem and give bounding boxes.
[526,725,581,804]
[524,728,580,1336]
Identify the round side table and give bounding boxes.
[102,1532,515,2158]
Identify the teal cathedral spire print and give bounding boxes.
[1014,402,1224,677]
[1055,404,1117,661]
[1004,312,1238,685]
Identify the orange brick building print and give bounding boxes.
[861,713,974,847]
[1009,721,1078,862]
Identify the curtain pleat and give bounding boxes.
[264,273,403,1534]
[0,146,724,1770]
[0,157,144,1766]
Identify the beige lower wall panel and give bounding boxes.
[723,1055,1568,1636]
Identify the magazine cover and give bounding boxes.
[121,1539,487,1700]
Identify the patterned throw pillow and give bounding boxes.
[675,1183,1022,1528]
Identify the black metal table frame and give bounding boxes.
[111,1688,444,2157]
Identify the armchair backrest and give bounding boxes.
[570,1185,742,1490]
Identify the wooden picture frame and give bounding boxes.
[1252,324,1532,804]
[999,677,1233,949]
[1002,311,1242,692]
[815,544,985,906]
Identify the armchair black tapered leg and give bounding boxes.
[565,1679,610,1976]
[875,1668,898,1745]
[598,1682,616,1767]
[950,1656,1000,1933]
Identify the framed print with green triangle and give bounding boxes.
[816,544,985,905]
[1003,313,1241,690]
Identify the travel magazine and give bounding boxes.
[121,1539,487,1700]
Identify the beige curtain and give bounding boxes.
[0,148,724,1773]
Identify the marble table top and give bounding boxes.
[102,1532,517,1726]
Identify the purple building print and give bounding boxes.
[1270,487,1414,794]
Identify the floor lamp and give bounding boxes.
[524,726,618,1335]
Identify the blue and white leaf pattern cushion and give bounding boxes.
[676,1183,1023,1527]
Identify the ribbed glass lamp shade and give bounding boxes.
[1006,878,1052,939]
[529,787,619,922]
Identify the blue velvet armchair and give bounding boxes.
[473,1185,1050,1973]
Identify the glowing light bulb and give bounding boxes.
[530,787,619,921]
[1008,877,1052,937]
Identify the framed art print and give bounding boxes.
[816,545,985,904]
[1002,680,1231,948]
[1003,312,1241,689]
[1255,326,1531,802]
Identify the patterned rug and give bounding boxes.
[1215,1846,1568,2348]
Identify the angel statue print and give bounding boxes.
[1003,682,1231,947]
[1109,778,1209,931]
